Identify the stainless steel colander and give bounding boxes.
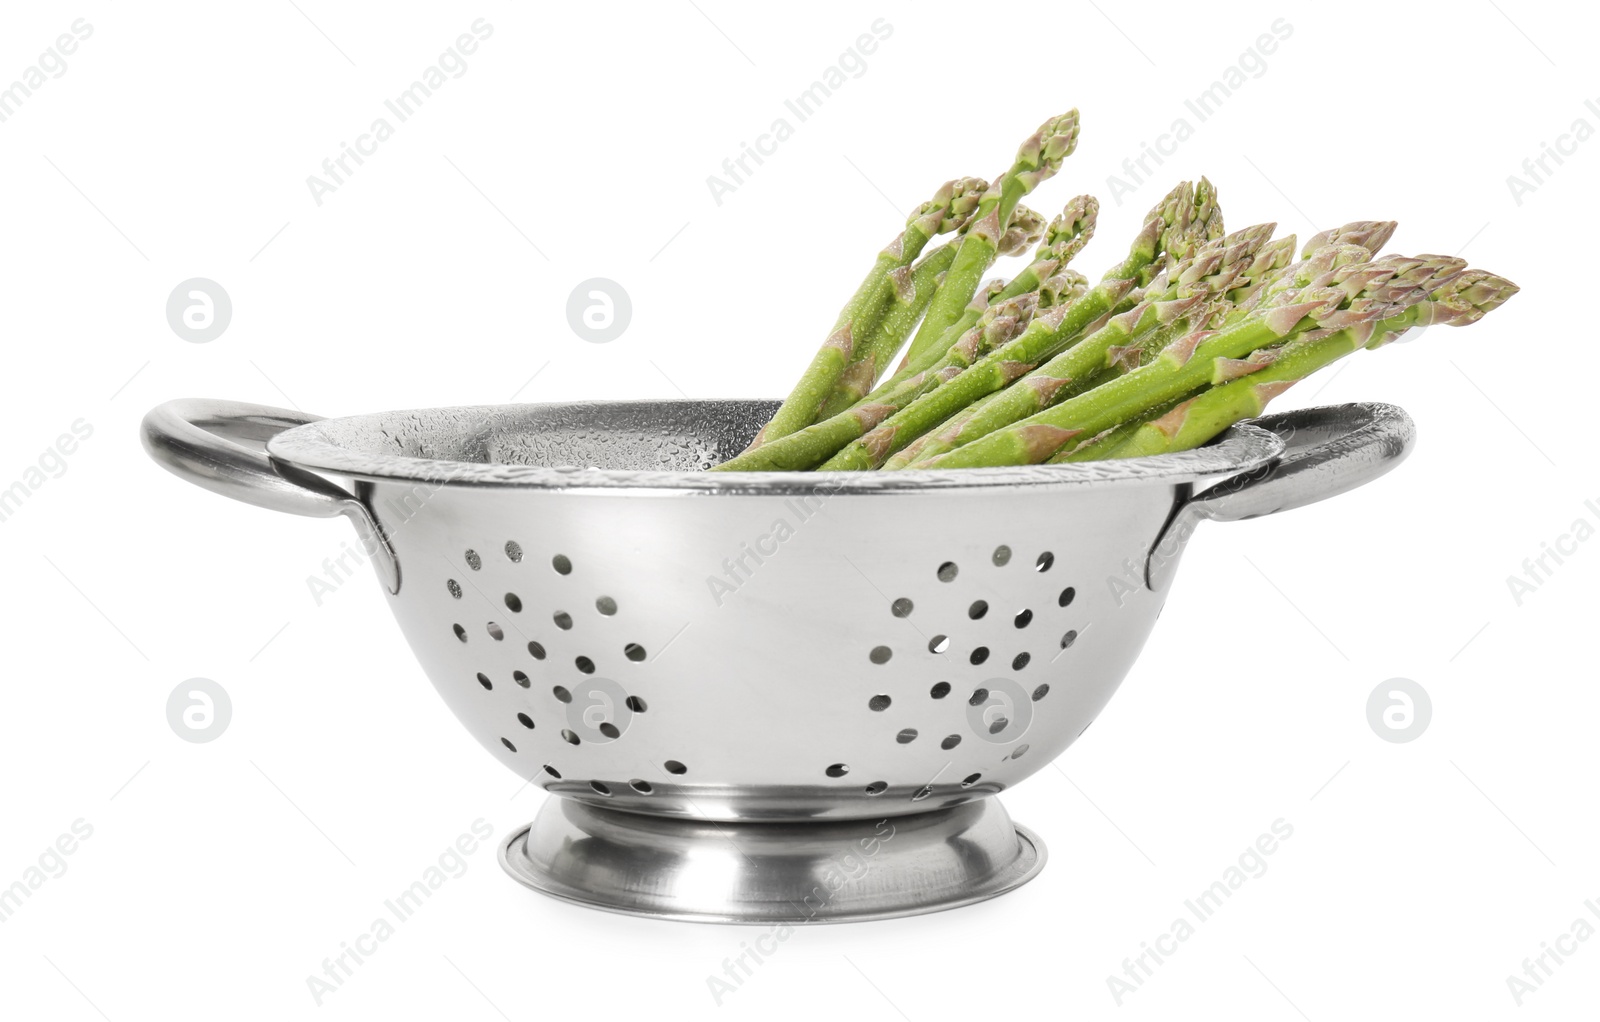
[141,397,1412,922]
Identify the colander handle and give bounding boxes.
[1146,402,1415,590]
[141,399,400,593]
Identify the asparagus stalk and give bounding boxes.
[817,204,1048,418]
[892,295,1214,467]
[916,249,1419,469]
[1047,391,1199,462]
[872,218,1267,470]
[713,291,1053,472]
[750,176,989,448]
[1100,264,1518,459]
[879,195,1100,388]
[898,111,1082,369]
[816,183,1205,471]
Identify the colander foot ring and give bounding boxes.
[499,795,1046,924]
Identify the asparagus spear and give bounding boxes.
[1302,220,1398,259]
[916,250,1419,469]
[713,291,1052,472]
[1100,264,1518,459]
[1047,390,1199,462]
[817,205,1048,418]
[750,176,989,448]
[891,295,1214,467]
[878,195,1100,389]
[816,183,1204,471]
[897,111,1082,369]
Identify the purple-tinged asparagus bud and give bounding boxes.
[1008,109,1082,194]
[1038,269,1090,308]
[997,204,1049,256]
[1303,221,1398,259]
[902,176,991,242]
[1036,194,1100,265]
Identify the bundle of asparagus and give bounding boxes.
[713,109,1517,473]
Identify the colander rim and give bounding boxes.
[266,399,1286,494]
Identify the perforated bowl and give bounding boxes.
[142,397,1412,922]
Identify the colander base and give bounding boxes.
[499,795,1046,923]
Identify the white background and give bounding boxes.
[0,1,1593,1018]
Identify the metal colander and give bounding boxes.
[142,397,1412,922]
